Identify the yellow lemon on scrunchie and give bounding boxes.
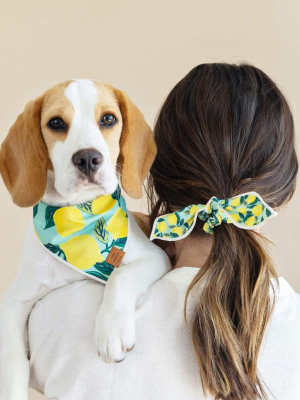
[245,216,256,227]
[231,197,241,207]
[167,214,177,225]
[252,204,263,216]
[157,221,168,232]
[172,227,183,236]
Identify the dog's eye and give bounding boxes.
[100,114,117,127]
[48,118,67,131]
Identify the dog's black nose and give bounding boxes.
[72,149,103,175]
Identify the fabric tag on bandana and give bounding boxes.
[106,246,126,268]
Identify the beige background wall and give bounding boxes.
[0,1,299,399]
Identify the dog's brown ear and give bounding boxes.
[0,96,48,207]
[113,89,157,199]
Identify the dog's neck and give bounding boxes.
[42,171,116,207]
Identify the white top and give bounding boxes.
[28,267,300,400]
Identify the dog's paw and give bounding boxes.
[94,304,136,363]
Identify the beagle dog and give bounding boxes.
[0,80,170,400]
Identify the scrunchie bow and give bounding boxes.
[198,197,225,234]
[150,192,277,241]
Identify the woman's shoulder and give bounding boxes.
[268,276,300,332]
[271,276,300,309]
[160,267,200,285]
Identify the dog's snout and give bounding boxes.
[72,149,103,175]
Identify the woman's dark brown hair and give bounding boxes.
[148,63,298,400]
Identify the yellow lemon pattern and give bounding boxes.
[252,204,263,216]
[150,192,277,240]
[247,194,256,204]
[237,206,247,215]
[60,235,104,270]
[53,207,85,237]
[106,208,128,240]
[33,186,128,283]
[245,216,256,227]
[190,205,199,216]
[172,227,183,236]
[231,197,241,207]
[167,214,178,225]
[157,221,168,232]
[92,195,117,214]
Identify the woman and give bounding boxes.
[29,63,300,400]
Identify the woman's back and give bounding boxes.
[29,267,300,400]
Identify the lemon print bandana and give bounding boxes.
[33,186,128,283]
[150,192,277,241]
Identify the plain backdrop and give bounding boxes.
[0,1,299,399]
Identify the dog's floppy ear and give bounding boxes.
[0,96,48,207]
[113,89,157,199]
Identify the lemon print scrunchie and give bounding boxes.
[33,186,128,283]
[150,192,277,241]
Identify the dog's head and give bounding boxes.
[0,79,156,206]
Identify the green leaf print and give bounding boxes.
[77,202,93,214]
[223,199,229,207]
[94,218,109,243]
[44,205,60,230]
[87,271,108,281]
[244,214,253,223]
[100,237,127,256]
[238,212,245,220]
[44,243,67,260]
[111,187,121,202]
[33,204,39,218]
[113,237,127,248]
[170,232,179,238]
[266,208,272,217]
[249,198,259,207]
[94,261,114,275]
[175,212,181,225]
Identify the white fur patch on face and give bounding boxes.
[46,79,119,205]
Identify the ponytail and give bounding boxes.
[185,225,277,399]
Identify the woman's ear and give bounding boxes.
[0,96,48,207]
[112,89,157,199]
